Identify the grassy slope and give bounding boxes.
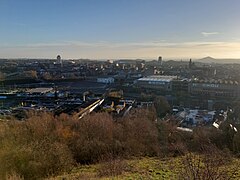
[47,157,240,180]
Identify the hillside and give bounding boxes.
[1,108,240,179]
[197,56,240,64]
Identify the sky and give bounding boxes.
[0,0,240,60]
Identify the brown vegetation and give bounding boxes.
[177,146,236,180]
[0,109,159,179]
[97,157,128,177]
[0,107,240,179]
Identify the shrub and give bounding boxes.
[97,156,128,177]
[67,109,160,163]
[157,121,190,156]
[120,109,160,156]
[2,107,238,179]
[0,113,74,179]
[178,146,235,180]
[67,112,116,163]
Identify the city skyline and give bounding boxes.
[0,0,240,59]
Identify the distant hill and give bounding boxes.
[196,56,240,64]
[197,56,216,63]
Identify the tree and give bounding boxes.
[153,96,171,118]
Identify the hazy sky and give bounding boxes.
[0,0,240,59]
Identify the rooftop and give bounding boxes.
[138,75,177,82]
[193,79,239,85]
[26,88,53,94]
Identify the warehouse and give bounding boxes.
[137,75,177,91]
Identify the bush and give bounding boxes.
[97,156,128,177]
[0,113,74,179]
[120,109,159,156]
[1,107,238,179]
[67,112,116,163]
[178,146,235,180]
[157,121,190,156]
[68,110,160,162]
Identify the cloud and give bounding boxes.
[201,32,220,37]
[0,40,226,49]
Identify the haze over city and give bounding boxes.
[0,0,240,59]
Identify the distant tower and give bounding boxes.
[56,55,62,67]
[213,69,217,76]
[189,58,192,69]
[158,56,162,66]
[57,55,61,63]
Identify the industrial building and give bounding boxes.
[137,76,240,98]
[137,75,178,91]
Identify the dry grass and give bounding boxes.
[49,156,240,180]
[97,157,128,177]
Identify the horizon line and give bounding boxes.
[1,56,240,61]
